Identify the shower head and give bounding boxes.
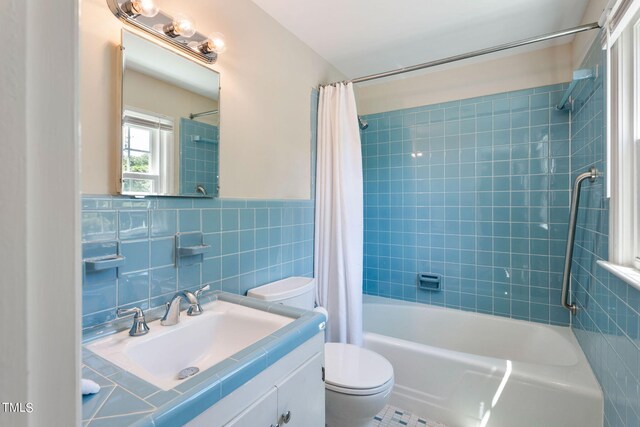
[358,116,369,130]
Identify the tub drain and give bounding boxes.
[177,366,199,380]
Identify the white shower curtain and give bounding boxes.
[314,82,363,345]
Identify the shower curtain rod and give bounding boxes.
[325,22,600,86]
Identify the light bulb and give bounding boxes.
[164,13,196,38]
[124,0,159,17]
[197,32,227,55]
[175,14,196,37]
[132,0,158,17]
[208,32,226,53]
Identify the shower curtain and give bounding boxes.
[314,82,363,345]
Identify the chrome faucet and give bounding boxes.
[160,285,210,326]
[117,307,150,337]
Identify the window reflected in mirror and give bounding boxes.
[122,109,175,194]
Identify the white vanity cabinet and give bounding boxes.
[224,387,277,427]
[273,352,324,426]
[225,352,323,427]
[187,333,325,427]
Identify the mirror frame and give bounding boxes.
[117,29,221,198]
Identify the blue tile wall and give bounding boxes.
[82,197,314,329]
[361,83,574,325]
[570,34,640,427]
[180,118,219,197]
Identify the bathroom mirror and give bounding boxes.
[119,30,220,197]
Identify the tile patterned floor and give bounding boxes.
[373,405,448,427]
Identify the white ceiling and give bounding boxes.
[251,0,593,81]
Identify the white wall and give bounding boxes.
[572,0,609,67]
[81,0,344,199]
[356,43,574,115]
[357,0,610,116]
[0,0,80,425]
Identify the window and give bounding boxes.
[121,109,174,195]
[608,1,640,270]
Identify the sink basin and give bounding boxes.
[86,299,293,390]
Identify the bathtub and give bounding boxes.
[362,295,603,427]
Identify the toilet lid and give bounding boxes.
[324,343,394,394]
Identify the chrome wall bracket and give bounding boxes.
[106,0,217,64]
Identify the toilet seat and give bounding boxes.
[324,343,394,396]
[325,378,394,396]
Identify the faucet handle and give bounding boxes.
[194,284,210,299]
[117,307,143,317]
[187,285,211,316]
[117,307,150,337]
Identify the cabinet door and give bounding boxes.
[224,386,278,427]
[275,352,324,427]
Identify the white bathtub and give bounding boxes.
[362,295,603,427]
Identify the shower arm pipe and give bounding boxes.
[189,109,219,120]
[561,167,598,315]
[325,22,600,86]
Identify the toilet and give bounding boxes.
[247,277,394,427]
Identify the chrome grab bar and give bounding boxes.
[561,167,598,315]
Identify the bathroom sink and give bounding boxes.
[86,299,293,390]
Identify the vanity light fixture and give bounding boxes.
[106,0,224,64]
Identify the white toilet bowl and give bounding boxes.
[247,278,395,426]
[324,343,394,427]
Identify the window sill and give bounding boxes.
[597,260,640,292]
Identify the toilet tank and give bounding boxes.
[247,277,316,310]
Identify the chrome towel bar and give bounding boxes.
[561,167,598,315]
